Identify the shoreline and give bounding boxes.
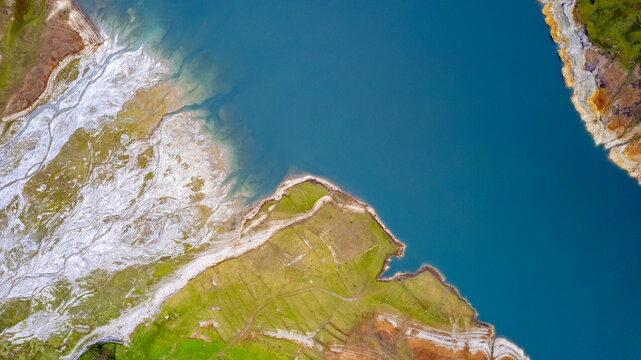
[540,0,641,183]
[266,176,477,317]
[74,2,248,198]
[72,173,529,360]
[540,0,606,142]
[10,2,529,358]
[241,174,528,359]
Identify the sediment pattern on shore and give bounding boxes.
[0,31,238,357]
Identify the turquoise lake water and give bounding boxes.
[79,1,641,358]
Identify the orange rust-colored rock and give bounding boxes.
[543,3,559,42]
[543,2,577,87]
[589,87,608,113]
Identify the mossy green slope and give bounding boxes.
[89,180,478,360]
[577,0,641,67]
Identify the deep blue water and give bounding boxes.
[79,1,641,358]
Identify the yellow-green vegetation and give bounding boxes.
[0,297,37,333]
[0,0,46,112]
[261,181,328,220]
[577,0,641,67]
[83,181,476,359]
[0,254,198,359]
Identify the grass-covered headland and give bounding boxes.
[79,180,482,359]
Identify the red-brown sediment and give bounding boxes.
[1,0,100,117]
[322,312,491,360]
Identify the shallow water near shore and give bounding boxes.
[76,0,641,359]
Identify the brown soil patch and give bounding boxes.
[599,60,628,100]
[606,115,631,135]
[603,83,641,137]
[584,48,600,71]
[623,139,641,162]
[324,313,490,360]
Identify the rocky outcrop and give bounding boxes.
[541,0,641,183]
[492,337,529,360]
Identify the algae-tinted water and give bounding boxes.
[78,1,641,358]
